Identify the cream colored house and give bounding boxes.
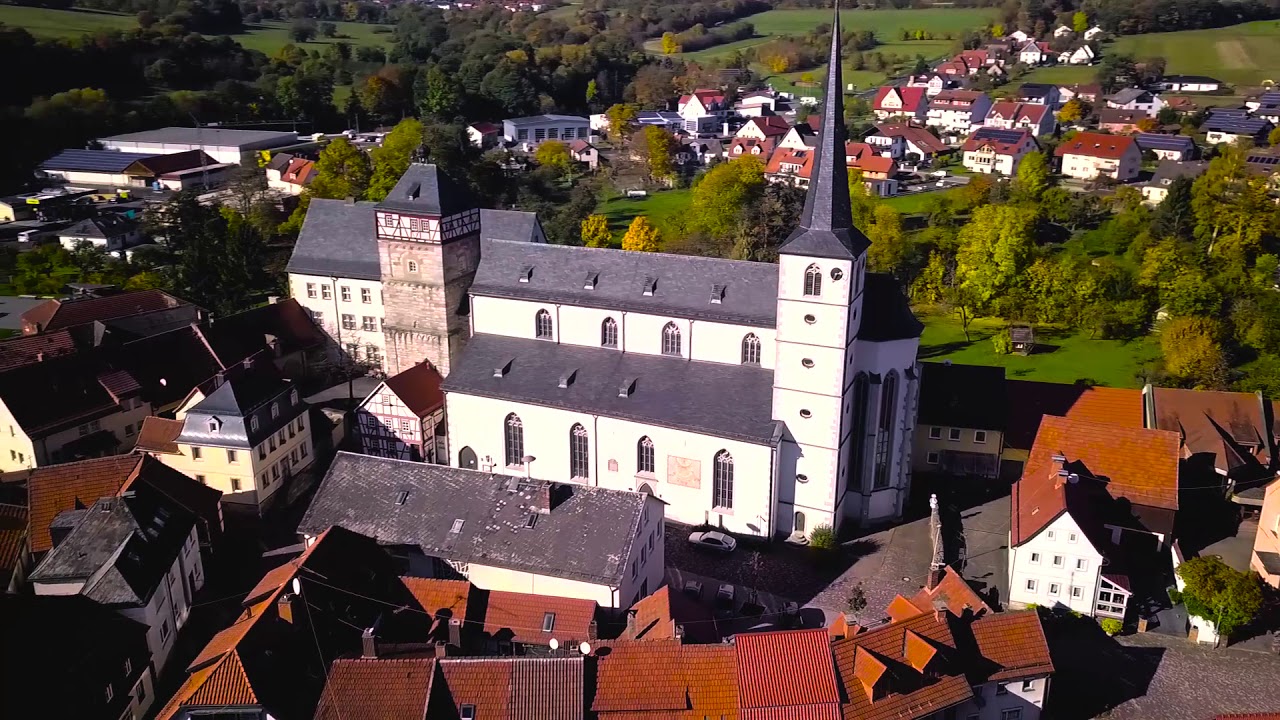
[137,362,312,513]
[962,127,1038,176]
[915,362,1005,478]
[1252,478,1280,587]
[1055,132,1141,181]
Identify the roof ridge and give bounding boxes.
[480,237,772,270]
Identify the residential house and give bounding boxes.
[736,115,791,142]
[264,153,317,195]
[58,214,144,253]
[200,298,328,380]
[984,101,1055,136]
[1246,147,1280,190]
[1144,386,1276,491]
[957,49,993,73]
[1054,132,1141,181]
[1002,383,1144,464]
[1059,45,1096,65]
[736,629,843,717]
[137,360,313,513]
[1053,24,1073,37]
[736,89,779,117]
[866,123,948,164]
[726,136,777,159]
[1247,91,1280,112]
[1203,111,1274,146]
[1252,478,1280,587]
[676,89,728,133]
[29,476,208,674]
[916,362,1005,478]
[567,139,599,170]
[618,583,718,642]
[355,361,446,463]
[766,142,900,196]
[1018,40,1052,65]
[1084,25,1105,40]
[1166,96,1202,115]
[634,110,685,132]
[681,137,724,166]
[1105,88,1166,117]
[20,288,192,336]
[467,122,502,149]
[1161,75,1224,93]
[778,121,817,150]
[1142,160,1208,204]
[299,452,666,609]
[2,594,156,720]
[1097,108,1148,134]
[1058,83,1102,104]
[501,115,590,149]
[1008,29,1031,43]
[936,59,973,79]
[155,526,433,720]
[872,86,928,121]
[1008,415,1181,620]
[1017,83,1061,108]
[962,127,1038,175]
[906,73,961,96]
[1134,133,1198,161]
[927,90,992,136]
[590,641,740,718]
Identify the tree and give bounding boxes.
[1136,117,1160,133]
[585,79,599,106]
[1161,316,1227,387]
[1073,11,1089,33]
[1152,175,1195,240]
[366,118,424,202]
[731,182,806,262]
[867,204,908,274]
[535,140,573,176]
[417,65,459,119]
[848,169,879,232]
[691,156,765,239]
[622,216,661,252]
[319,21,337,37]
[1176,555,1264,641]
[580,214,611,248]
[290,18,317,42]
[1013,151,1051,202]
[955,204,1038,307]
[636,125,678,182]
[309,137,372,200]
[604,103,639,143]
[1270,126,1280,147]
[661,32,680,54]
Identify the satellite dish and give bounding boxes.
[549,638,559,650]
[291,577,301,595]
[579,642,591,655]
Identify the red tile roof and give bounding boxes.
[0,503,27,578]
[1011,415,1181,545]
[484,589,596,647]
[930,89,986,107]
[400,576,470,618]
[135,416,184,454]
[1055,131,1137,159]
[383,362,445,418]
[744,116,792,137]
[314,658,435,720]
[24,455,141,553]
[435,657,585,720]
[970,610,1054,682]
[1151,387,1270,472]
[621,584,718,643]
[736,628,840,714]
[962,127,1034,155]
[1003,382,1144,451]
[437,658,513,718]
[593,640,738,719]
[906,566,992,618]
[872,86,927,113]
[987,101,1049,124]
[833,612,972,720]
[20,289,188,335]
[874,123,948,154]
[0,329,81,372]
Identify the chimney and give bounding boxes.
[533,482,552,513]
[625,610,636,636]
[278,593,295,624]
[35,351,44,362]
[433,641,449,658]
[588,620,598,640]
[448,617,461,648]
[361,627,377,658]
[927,494,945,590]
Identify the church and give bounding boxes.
[286,10,923,538]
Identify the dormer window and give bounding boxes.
[271,403,280,419]
[207,418,221,433]
[290,389,299,405]
[250,417,260,432]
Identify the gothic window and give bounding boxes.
[569,424,589,479]
[601,317,618,348]
[535,309,553,339]
[661,322,681,356]
[874,371,898,490]
[741,333,761,365]
[804,264,823,296]
[637,436,655,474]
[850,373,870,490]
[407,260,418,273]
[712,450,734,510]
[504,414,524,467]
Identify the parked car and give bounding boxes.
[717,583,735,606]
[682,579,704,599]
[688,530,737,553]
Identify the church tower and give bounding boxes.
[374,164,482,377]
[771,5,873,533]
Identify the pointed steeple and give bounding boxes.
[779,1,870,260]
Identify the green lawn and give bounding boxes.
[883,187,959,214]
[596,189,694,243]
[1108,20,1280,87]
[918,310,1161,388]
[0,6,393,54]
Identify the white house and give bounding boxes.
[872,86,928,121]
[1105,88,1166,117]
[501,115,590,149]
[1007,29,1031,43]
[677,89,729,133]
[1008,415,1180,620]
[1054,131,1141,181]
[1018,40,1050,65]
[1160,75,1224,93]
[1053,24,1073,37]
[58,214,143,254]
[354,361,447,463]
[927,90,993,136]
[984,102,1055,137]
[962,127,1038,175]
[1059,45,1096,65]
[1084,25,1104,40]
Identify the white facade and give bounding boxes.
[1008,513,1105,615]
[957,678,1050,720]
[963,144,1032,175]
[1084,26,1104,40]
[1059,148,1141,181]
[289,273,387,370]
[927,96,992,136]
[502,116,590,149]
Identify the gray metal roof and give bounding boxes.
[857,273,925,342]
[375,163,475,216]
[100,126,298,148]
[286,199,381,280]
[40,149,155,173]
[1148,159,1208,186]
[479,209,543,243]
[779,5,870,261]
[298,452,650,585]
[440,333,779,444]
[177,371,305,450]
[1107,88,1152,105]
[472,239,779,327]
[504,114,590,127]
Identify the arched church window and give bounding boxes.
[601,317,618,348]
[569,424,589,479]
[803,264,822,296]
[504,414,524,467]
[873,371,898,490]
[712,450,734,510]
[741,333,761,365]
[661,322,681,356]
[637,436,655,474]
[535,309,553,339]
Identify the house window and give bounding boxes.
[192,447,202,461]
[1025,579,1037,592]
[1001,709,1022,720]
[196,474,206,484]
[1052,555,1064,568]
[1071,586,1083,599]
[278,429,286,445]
[361,288,372,304]
[271,403,280,420]
[291,448,299,464]
[1030,552,1040,564]
[601,317,618,348]
[362,316,377,332]
[929,426,942,439]
[227,449,238,464]
[850,373,870,488]
[1068,532,1078,543]
[160,620,171,643]
[1048,583,1060,596]
[741,333,761,365]
[569,423,589,479]
[948,428,961,441]
[322,285,332,300]
[504,414,524,467]
[306,283,317,298]
[1076,558,1088,571]
[251,417,260,433]
[407,261,418,273]
[269,435,276,452]
[803,264,822,296]
[535,309,553,339]
[637,436,655,474]
[124,659,132,676]
[342,314,356,330]
[300,442,308,458]
[873,372,897,490]
[400,420,412,433]
[712,450,734,509]
[340,286,351,302]
[926,451,940,464]
[542,612,556,632]
[232,478,242,491]
[661,322,681,356]
[291,389,299,405]
[996,683,1009,696]
[974,430,987,443]
[106,685,114,703]
[1046,530,1056,541]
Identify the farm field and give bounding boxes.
[1107,20,1280,87]
[0,6,393,54]
[917,310,1160,388]
[596,188,694,244]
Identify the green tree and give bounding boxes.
[636,125,678,182]
[604,103,639,142]
[309,137,372,200]
[290,19,317,42]
[1013,151,1051,202]
[535,140,574,176]
[1269,126,1280,147]
[417,65,459,119]
[1176,555,1264,640]
[1152,175,1195,240]
[848,169,879,233]
[586,79,599,106]
[1161,316,1228,387]
[622,216,661,252]
[1073,11,1088,33]
[866,204,907,274]
[690,156,765,239]
[580,214,611,248]
[366,118,424,202]
[955,204,1038,308]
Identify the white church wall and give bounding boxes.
[443,393,596,479]
[774,342,845,397]
[689,320,776,370]
[776,254,854,306]
[559,304,616,347]
[624,313,691,358]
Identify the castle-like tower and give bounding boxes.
[373,165,482,376]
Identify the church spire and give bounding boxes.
[779,1,870,260]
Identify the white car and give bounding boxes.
[688,530,737,553]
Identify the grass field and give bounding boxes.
[918,310,1160,387]
[882,187,960,214]
[0,5,393,53]
[596,188,694,243]
[1108,20,1280,87]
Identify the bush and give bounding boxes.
[1100,618,1123,635]
[810,523,836,550]
[992,328,1013,355]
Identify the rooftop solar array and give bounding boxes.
[40,149,157,173]
[971,127,1027,144]
[1134,133,1195,151]
[1205,117,1271,134]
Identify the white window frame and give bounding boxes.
[1052,555,1064,568]
[948,428,961,441]
[1076,558,1088,571]
[1029,552,1040,564]
[974,430,987,444]
[1024,578,1037,592]
[1071,585,1083,599]
[929,426,942,439]
[1068,532,1078,543]
[1048,583,1060,596]
[926,451,940,464]
[306,282,317,298]
[1021,679,1035,692]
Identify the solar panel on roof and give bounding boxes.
[973,128,1026,143]
[39,149,157,173]
[1134,134,1194,151]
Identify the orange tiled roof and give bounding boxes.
[314,658,435,720]
[988,101,1049,124]
[1012,415,1181,545]
[25,455,141,553]
[135,416,184,454]
[834,612,973,720]
[185,651,257,708]
[971,610,1054,682]
[400,576,470,618]
[683,644,738,719]
[907,567,992,618]
[438,658,513,718]
[1002,382,1143,451]
[484,589,596,646]
[736,628,840,713]
[1055,131,1137,159]
[594,640,689,712]
[0,503,26,576]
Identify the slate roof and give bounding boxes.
[472,238,781,327]
[441,333,777,444]
[21,289,189,334]
[176,363,305,450]
[286,199,381,280]
[60,214,138,240]
[101,127,297,147]
[314,658,435,720]
[299,453,650,585]
[204,298,325,358]
[1135,133,1197,153]
[737,628,841,716]
[479,208,543,243]
[1097,108,1147,127]
[1107,87,1154,105]
[918,362,1006,430]
[376,163,476,217]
